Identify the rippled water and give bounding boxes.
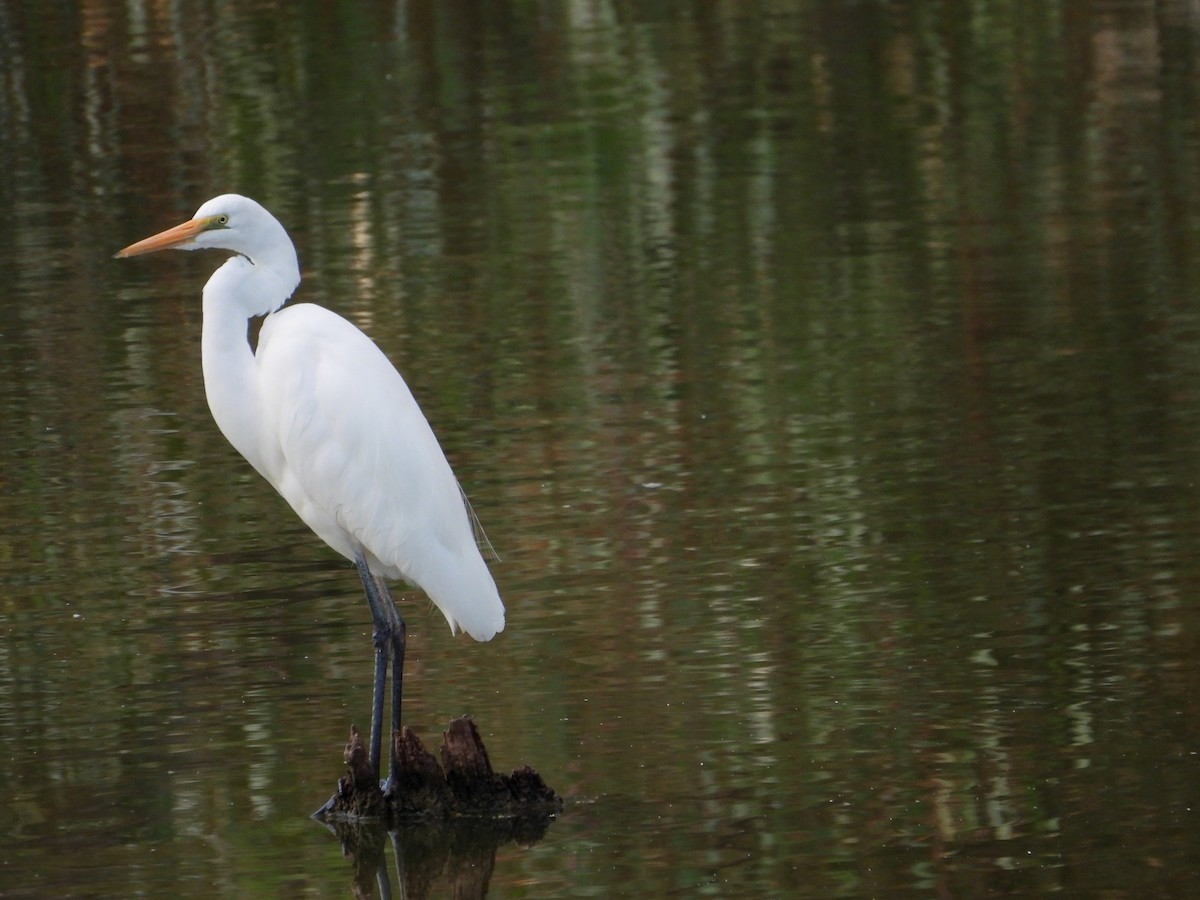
[3,1,1200,897]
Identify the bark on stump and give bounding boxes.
[320,715,562,825]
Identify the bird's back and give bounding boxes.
[253,303,505,642]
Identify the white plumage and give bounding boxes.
[250,301,504,641]
[117,194,504,780]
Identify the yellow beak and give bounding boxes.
[114,217,210,258]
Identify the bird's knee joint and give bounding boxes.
[372,623,393,648]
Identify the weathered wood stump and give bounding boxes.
[316,716,561,895]
[318,715,562,825]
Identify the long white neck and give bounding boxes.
[200,254,297,480]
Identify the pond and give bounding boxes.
[2,1,1199,896]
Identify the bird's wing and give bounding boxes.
[255,304,504,641]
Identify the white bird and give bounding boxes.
[116,194,505,786]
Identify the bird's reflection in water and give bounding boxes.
[322,813,557,900]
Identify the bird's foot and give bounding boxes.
[310,792,338,820]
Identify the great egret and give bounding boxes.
[115,194,505,787]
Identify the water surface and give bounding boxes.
[2,1,1200,896]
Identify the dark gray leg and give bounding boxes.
[355,551,392,782]
[354,551,407,787]
[373,573,406,790]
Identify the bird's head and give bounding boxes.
[115,194,293,265]
[115,194,301,314]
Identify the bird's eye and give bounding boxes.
[217,215,229,226]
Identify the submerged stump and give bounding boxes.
[319,715,562,826]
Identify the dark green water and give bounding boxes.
[3,1,1200,896]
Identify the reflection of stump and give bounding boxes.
[320,715,562,824]
[318,718,560,898]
